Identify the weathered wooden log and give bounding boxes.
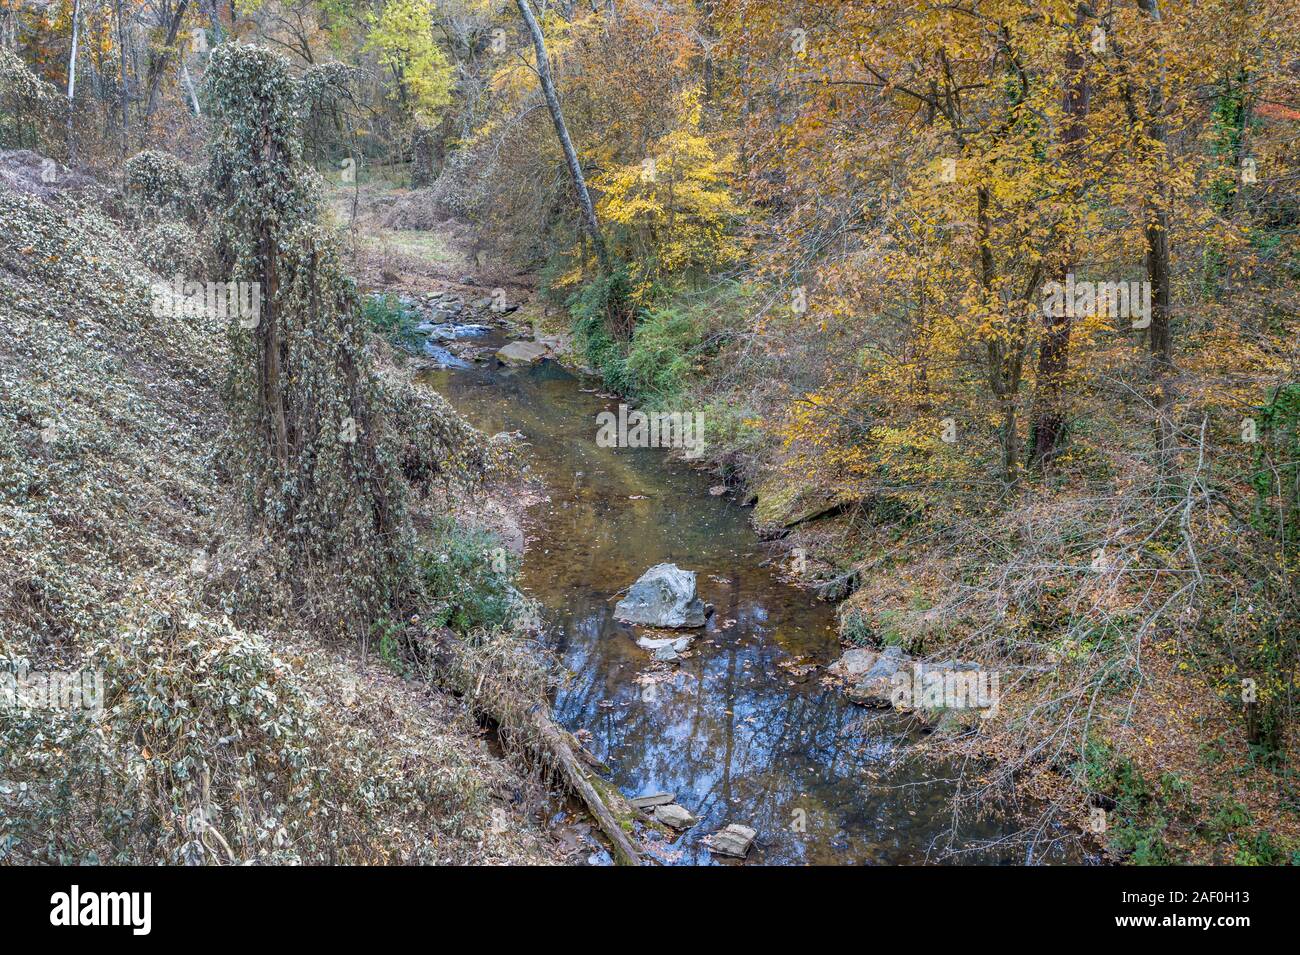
[414,627,644,865]
[541,723,643,866]
[816,568,861,602]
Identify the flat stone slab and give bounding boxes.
[629,792,676,810]
[707,823,757,858]
[495,340,550,365]
[637,635,693,653]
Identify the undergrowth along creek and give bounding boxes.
[339,192,1300,866]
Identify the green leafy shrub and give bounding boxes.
[568,268,635,391]
[1251,382,1300,545]
[1078,740,1181,864]
[569,277,744,406]
[841,609,872,648]
[124,150,200,221]
[364,293,425,353]
[419,516,520,634]
[1232,831,1298,865]
[624,282,745,404]
[372,617,411,676]
[624,302,705,404]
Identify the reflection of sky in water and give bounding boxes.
[424,341,1059,865]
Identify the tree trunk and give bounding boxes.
[65,0,81,165]
[1029,4,1091,470]
[205,0,224,43]
[976,184,1025,488]
[141,0,191,138]
[257,226,289,470]
[514,0,610,271]
[410,123,435,187]
[1137,0,1177,469]
[180,57,201,116]
[115,0,129,156]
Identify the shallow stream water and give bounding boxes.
[423,330,1061,865]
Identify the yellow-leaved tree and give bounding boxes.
[365,0,453,123]
[592,88,744,300]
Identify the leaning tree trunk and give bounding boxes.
[514,0,610,271]
[141,0,190,139]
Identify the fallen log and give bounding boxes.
[414,626,644,866]
[543,723,643,866]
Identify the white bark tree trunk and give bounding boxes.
[514,0,610,271]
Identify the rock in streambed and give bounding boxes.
[615,563,709,629]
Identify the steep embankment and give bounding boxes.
[0,154,562,865]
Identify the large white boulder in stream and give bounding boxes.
[615,563,708,629]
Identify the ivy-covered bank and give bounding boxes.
[0,45,569,865]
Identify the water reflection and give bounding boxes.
[423,342,1045,865]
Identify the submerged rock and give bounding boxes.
[707,823,756,858]
[420,322,491,341]
[615,563,708,629]
[654,804,699,829]
[495,340,550,366]
[420,342,470,368]
[637,635,693,661]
